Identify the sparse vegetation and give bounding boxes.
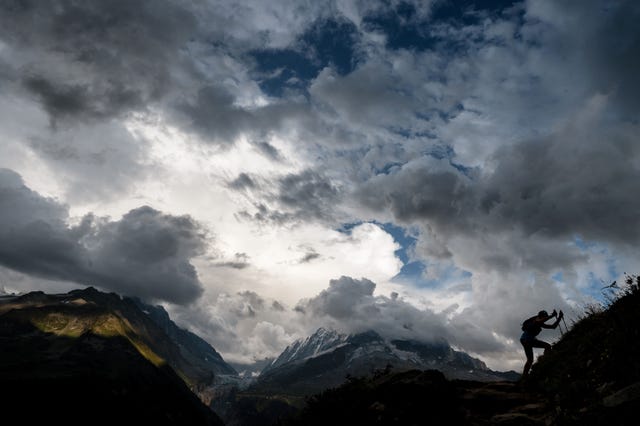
[524,273,640,424]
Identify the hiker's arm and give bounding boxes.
[541,311,559,328]
[542,312,562,329]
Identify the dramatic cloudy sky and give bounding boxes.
[1,0,638,371]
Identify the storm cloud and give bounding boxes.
[0,0,197,122]
[0,169,206,304]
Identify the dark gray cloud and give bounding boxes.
[236,203,297,226]
[0,168,88,283]
[484,121,640,246]
[356,112,640,273]
[526,0,640,117]
[228,173,258,191]
[85,206,207,304]
[0,0,196,123]
[27,121,148,203]
[352,1,640,269]
[0,0,202,202]
[235,169,343,226]
[0,168,206,304]
[176,85,253,145]
[356,157,476,234]
[254,141,283,161]
[276,169,341,221]
[300,251,321,263]
[309,63,417,128]
[22,75,141,124]
[304,275,376,319]
[0,168,68,227]
[172,82,314,145]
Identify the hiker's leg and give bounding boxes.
[531,339,551,355]
[521,340,533,375]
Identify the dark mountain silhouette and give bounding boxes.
[0,287,230,425]
[279,274,640,426]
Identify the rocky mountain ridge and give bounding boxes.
[0,286,227,425]
[0,287,237,388]
[252,327,517,397]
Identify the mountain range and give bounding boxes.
[5,277,638,426]
[250,327,518,397]
[274,275,640,426]
[0,286,519,425]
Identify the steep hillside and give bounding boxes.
[0,287,236,425]
[131,297,237,377]
[0,287,236,389]
[525,274,640,424]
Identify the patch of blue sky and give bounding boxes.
[379,222,418,264]
[367,143,476,178]
[387,127,412,139]
[450,161,476,179]
[363,0,522,52]
[569,236,621,303]
[430,0,521,24]
[337,220,471,289]
[373,161,405,176]
[551,271,563,282]
[421,144,477,179]
[571,237,619,280]
[250,49,318,97]
[362,2,438,51]
[300,18,359,76]
[583,272,611,303]
[424,144,453,160]
[414,130,438,139]
[336,221,363,234]
[250,19,359,97]
[393,261,471,290]
[573,236,590,251]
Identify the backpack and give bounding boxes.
[521,315,538,332]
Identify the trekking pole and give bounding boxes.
[561,316,568,334]
[556,309,565,336]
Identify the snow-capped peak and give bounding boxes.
[264,327,348,371]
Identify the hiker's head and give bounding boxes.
[538,310,549,319]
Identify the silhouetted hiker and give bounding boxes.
[520,309,564,376]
